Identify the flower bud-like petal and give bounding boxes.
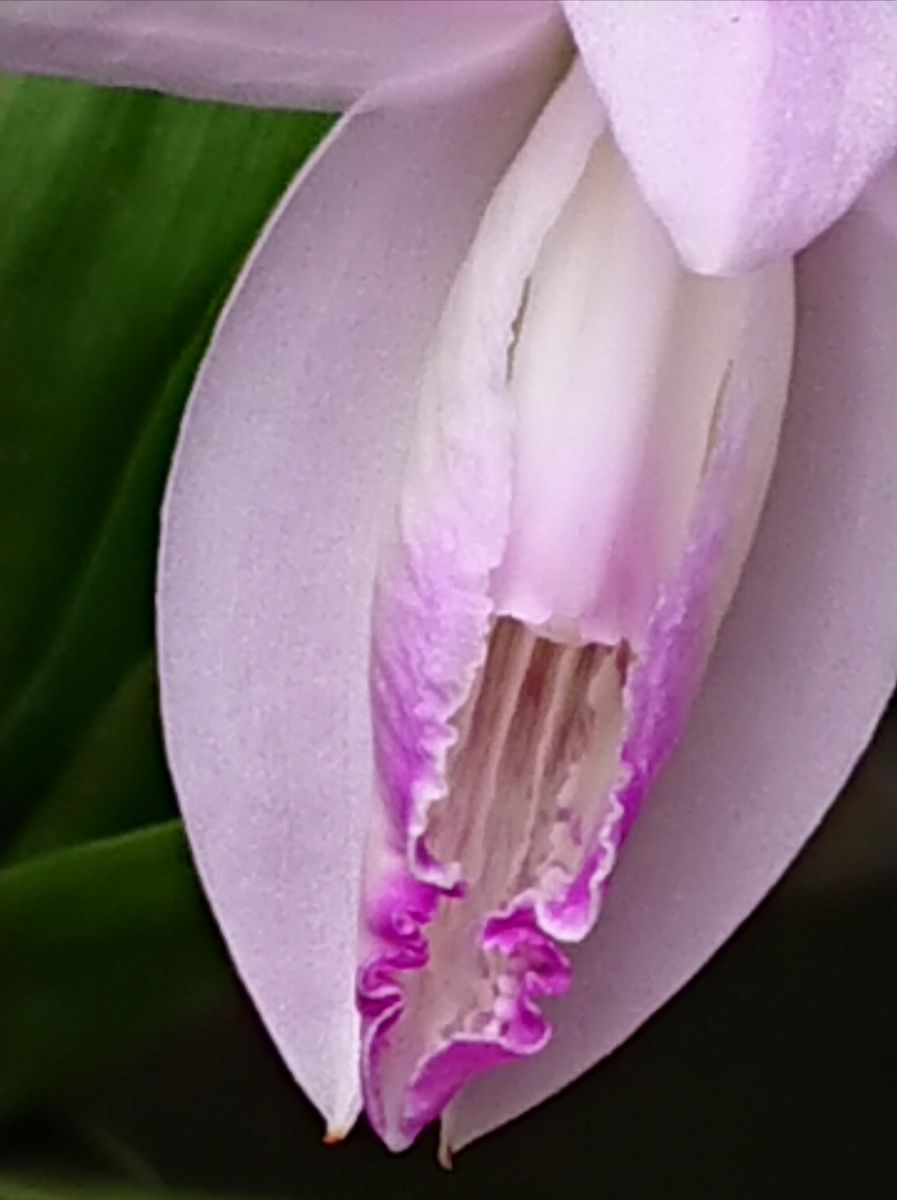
[361,62,795,1150]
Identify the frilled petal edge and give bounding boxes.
[562,0,897,274]
[0,0,559,111]
[445,168,897,1150]
[156,29,566,1136]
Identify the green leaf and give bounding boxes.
[0,821,230,1117]
[0,1181,262,1200]
[0,76,333,851]
[6,653,168,863]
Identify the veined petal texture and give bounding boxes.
[360,62,795,1149]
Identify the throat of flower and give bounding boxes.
[426,617,626,934]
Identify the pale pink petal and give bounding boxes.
[445,169,897,1151]
[0,0,558,110]
[156,28,565,1137]
[562,0,897,274]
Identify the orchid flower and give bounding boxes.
[3,0,896,1156]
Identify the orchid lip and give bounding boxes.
[356,56,796,1151]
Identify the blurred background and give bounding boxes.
[1,74,894,1200]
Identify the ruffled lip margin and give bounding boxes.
[357,641,656,1150]
[359,878,574,1150]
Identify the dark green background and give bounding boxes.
[0,74,894,1200]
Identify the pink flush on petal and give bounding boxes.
[358,62,795,1151]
